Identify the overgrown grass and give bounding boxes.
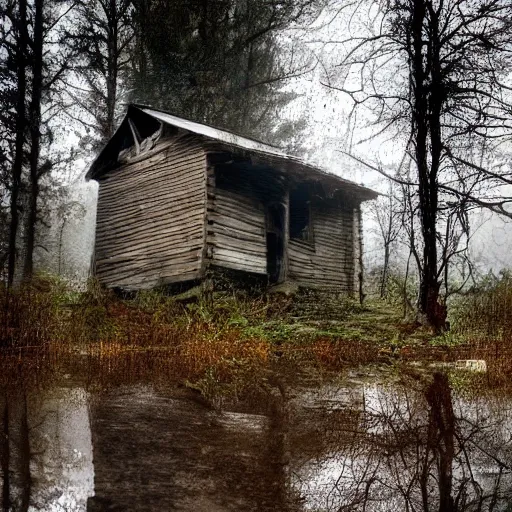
[2,271,512,398]
[432,270,512,389]
[450,270,512,342]
[0,276,383,395]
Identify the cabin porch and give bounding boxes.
[205,152,360,294]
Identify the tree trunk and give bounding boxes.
[105,0,118,141]
[23,0,44,281]
[411,0,445,331]
[380,242,390,298]
[1,398,9,512]
[418,226,445,330]
[18,395,31,512]
[424,1,446,331]
[7,0,28,287]
[425,373,456,512]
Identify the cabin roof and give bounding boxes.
[86,104,378,201]
[141,106,290,158]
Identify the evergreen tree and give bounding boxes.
[66,0,134,148]
[130,0,320,146]
[0,0,76,283]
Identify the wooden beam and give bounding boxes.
[280,185,290,284]
[127,118,141,155]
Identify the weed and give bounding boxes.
[429,332,466,347]
[3,271,512,399]
[450,270,512,342]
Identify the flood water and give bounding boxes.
[1,364,512,511]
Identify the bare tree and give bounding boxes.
[302,374,512,511]
[369,179,402,298]
[0,0,81,283]
[327,0,512,330]
[22,0,79,281]
[23,0,44,279]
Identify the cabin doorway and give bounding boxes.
[266,204,285,284]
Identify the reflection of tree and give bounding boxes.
[425,373,455,511]
[0,392,31,512]
[1,398,9,512]
[297,374,512,511]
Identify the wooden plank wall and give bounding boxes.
[206,167,268,275]
[288,200,357,292]
[94,135,207,289]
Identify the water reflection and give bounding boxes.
[1,383,291,512]
[292,373,512,511]
[1,388,94,512]
[0,369,511,511]
[87,385,288,511]
[30,388,94,511]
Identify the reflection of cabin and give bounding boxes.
[86,105,377,292]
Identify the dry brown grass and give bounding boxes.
[444,272,512,391]
[0,278,276,395]
[297,337,381,370]
[2,273,512,398]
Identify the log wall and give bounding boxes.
[288,200,357,292]
[206,165,268,275]
[94,135,207,289]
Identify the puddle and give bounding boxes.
[1,368,511,510]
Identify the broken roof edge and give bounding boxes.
[85,108,133,181]
[86,104,378,200]
[134,103,287,156]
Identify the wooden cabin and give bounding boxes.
[86,105,378,293]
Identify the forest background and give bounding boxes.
[1,0,512,329]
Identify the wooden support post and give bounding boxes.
[353,206,364,303]
[280,185,290,284]
[200,163,215,301]
[358,206,364,304]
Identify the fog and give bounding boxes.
[33,3,512,286]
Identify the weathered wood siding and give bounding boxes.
[206,167,267,275]
[95,135,207,289]
[288,201,357,292]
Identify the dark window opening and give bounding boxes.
[290,184,312,241]
[267,233,281,283]
[266,204,285,283]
